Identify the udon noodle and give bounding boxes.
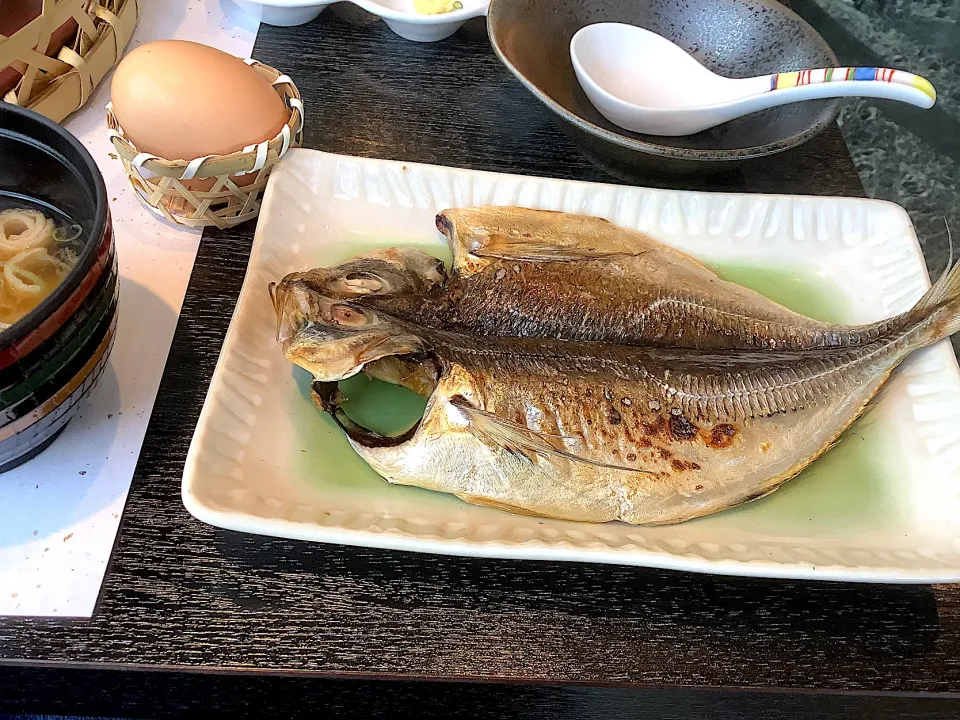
[0,208,80,331]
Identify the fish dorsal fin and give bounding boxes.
[449,396,649,474]
[913,253,960,315]
[467,242,635,263]
[436,206,712,271]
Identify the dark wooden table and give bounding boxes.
[3,11,959,719]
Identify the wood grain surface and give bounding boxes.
[2,9,959,717]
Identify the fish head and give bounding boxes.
[270,272,428,382]
[277,247,446,303]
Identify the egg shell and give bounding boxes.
[110,40,288,162]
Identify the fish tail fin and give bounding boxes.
[910,258,960,344]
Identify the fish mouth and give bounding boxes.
[310,353,439,449]
[312,380,422,449]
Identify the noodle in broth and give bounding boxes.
[0,208,81,330]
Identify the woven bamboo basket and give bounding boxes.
[106,62,304,230]
[1,0,138,123]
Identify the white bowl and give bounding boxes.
[233,0,489,42]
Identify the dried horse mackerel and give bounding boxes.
[271,207,960,525]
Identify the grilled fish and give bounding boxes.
[307,207,916,351]
[271,208,960,525]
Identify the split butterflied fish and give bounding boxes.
[271,206,960,525]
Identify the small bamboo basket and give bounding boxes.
[1,0,138,123]
[106,62,304,230]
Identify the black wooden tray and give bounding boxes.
[2,10,958,718]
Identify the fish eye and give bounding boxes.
[331,304,369,327]
[334,271,383,295]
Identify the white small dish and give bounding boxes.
[182,148,960,583]
[233,0,488,42]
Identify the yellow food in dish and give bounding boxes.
[0,208,80,330]
[413,0,463,14]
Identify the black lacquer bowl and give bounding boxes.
[487,0,841,176]
[0,104,118,473]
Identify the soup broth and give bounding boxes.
[0,197,86,331]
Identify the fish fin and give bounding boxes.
[944,217,953,273]
[449,396,651,474]
[436,207,654,266]
[472,247,640,263]
[914,256,960,314]
[455,494,553,517]
[857,382,892,423]
[452,230,639,263]
[911,255,960,342]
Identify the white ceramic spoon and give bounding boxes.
[570,23,937,136]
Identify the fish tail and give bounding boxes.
[909,258,960,344]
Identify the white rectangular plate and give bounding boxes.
[183,148,960,583]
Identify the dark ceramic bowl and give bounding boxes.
[0,103,118,472]
[487,0,841,175]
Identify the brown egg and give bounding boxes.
[110,40,288,162]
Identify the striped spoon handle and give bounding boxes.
[764,67,936,108]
